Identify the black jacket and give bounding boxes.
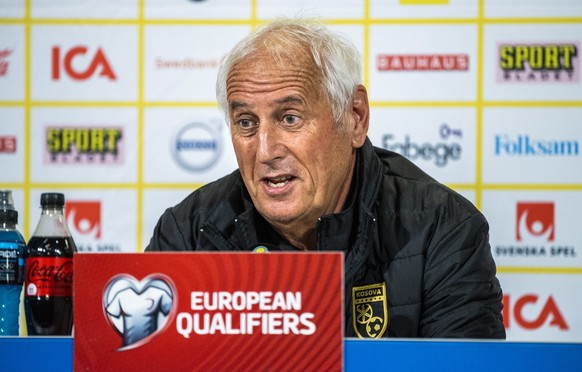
[146,138,505,339]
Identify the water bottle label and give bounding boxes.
[25,257,73,297]
[0,242,19,283]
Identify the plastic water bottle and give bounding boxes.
[0,190,26,336]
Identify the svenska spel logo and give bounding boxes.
[66,200,101,239]
[516,202,555,242]
[102,273,178,351]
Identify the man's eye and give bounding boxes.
[282,115,299,125]
[238,119,255,129]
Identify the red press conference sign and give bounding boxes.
[74,252,344,371]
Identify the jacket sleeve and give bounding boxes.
[145,207,192,252]
[420,212,506,338]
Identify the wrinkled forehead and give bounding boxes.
[227,38,324,91]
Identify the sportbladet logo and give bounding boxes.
[497,42,579,83]
[45,126,124,164]
[103,274,177,351]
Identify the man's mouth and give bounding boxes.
[264,175,294,188]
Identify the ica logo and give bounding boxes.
[503,294,568,331]
[516,202,555,242]
[52,46,116,81]
[65,201,101,239]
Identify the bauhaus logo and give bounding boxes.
[497,42,579,83]
[503,294,568,331]
[65,200,101,239]
[377,54,468,71]
[381,123,463,167]
[494,134,580,157]
[52,46,116,81]
[516,202,555,242]
[45,126,124,164]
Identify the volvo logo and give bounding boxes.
[171,121,222,172]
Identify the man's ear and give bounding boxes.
[350,84,370,148]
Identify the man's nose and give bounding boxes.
[256,123,285,164]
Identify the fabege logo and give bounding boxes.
[381,123,463,167]
[103,274,177,351]
[65,200,101,239]
[52,45,116,81]
[516,202,555,242]
[503,294,568,331]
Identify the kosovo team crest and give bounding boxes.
[352,282,388,338]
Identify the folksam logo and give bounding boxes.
[171,122,222,172]
[495,134,580,157]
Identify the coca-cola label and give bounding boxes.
[25,257,73,297]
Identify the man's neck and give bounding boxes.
[272,223,317,251]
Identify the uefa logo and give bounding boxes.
[171,121,222,172]
[102,273,178,351]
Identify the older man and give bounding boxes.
[146,18,505,339]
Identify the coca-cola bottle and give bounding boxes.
[24,193,77,335]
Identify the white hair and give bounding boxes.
[215,18,362,126]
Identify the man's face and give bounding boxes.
[226,48,359,232]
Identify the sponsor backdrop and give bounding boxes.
[1,0,581,341]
